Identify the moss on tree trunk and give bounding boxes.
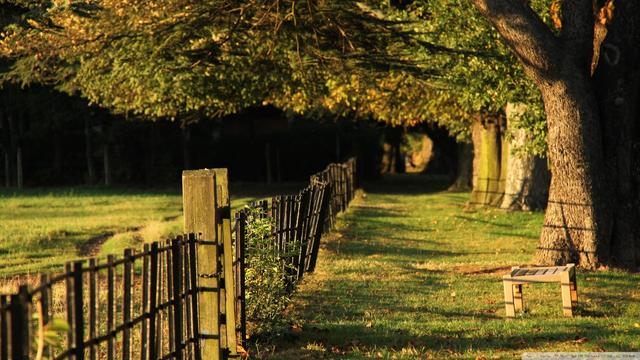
[470,117,505,207]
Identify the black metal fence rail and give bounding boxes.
[0,236,202,360]
[1,157,358,360]
[310,157,357,230]
[233,157,357,347]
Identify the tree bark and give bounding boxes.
[448,143,473,192]
[470,117,505,207]
[16,145,22,189]
[470,0,614,268]
[534,77,610,268]
[500,103,550,211]
[381,127,404,174]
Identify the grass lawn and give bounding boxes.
[0,182,303,277]
[260,175,640,359]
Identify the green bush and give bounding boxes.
[243,206,294,338]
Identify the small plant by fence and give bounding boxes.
[0,158,357,360]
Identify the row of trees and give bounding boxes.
[1,1,638,268]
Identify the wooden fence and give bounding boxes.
[0,157,357,360]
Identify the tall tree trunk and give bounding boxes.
[84,117,95,185]
[381,127,403,174]
[500,103,550,211]
[534,77,610,268]
[448,143,473,191]
[16,146,22,189]
[424,126,457,179]
[469,0,617,268]
[470,117,505,207]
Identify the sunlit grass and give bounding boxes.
[259,175,640,359]
[0,183,303,276]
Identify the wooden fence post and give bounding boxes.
[212,169,239,358]
[187,233,202,359]
[182,169,221,360]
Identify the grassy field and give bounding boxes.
[259,175,640,359]
[0,183,303,277]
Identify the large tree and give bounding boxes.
[469,0,640,268]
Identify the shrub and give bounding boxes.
[243,206,294,338]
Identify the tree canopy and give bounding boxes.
[1,0,547,150]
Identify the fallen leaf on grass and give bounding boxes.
[634,323,640,328]
[573,337,589,344]
[291,324,303,334]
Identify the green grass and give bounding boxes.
[0,183,303,277]
[260,175,640,359]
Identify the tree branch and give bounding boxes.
[561,0,595,72]
[468,0,562,83]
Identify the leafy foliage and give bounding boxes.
[244,206,294,338]
[0,0,551,153]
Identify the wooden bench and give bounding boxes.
[502,264,577,318]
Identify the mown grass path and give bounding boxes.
[264,175,640,359]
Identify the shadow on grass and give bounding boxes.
[364,174,451,196]
[265,318,640,358]
[325,239,461,260]
[489,231,538,240]
[454,215,515,228]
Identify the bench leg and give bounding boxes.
[503,279,516,318]
[513,284,524,312]
[570,271,578,303]
[561,272,573,317]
